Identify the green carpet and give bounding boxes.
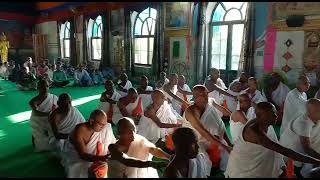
[0,79,280,177]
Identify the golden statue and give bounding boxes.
[0,32,9,63]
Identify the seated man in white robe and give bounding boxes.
[315,88,320,99]
[48,93,85,157]
[137,90,182,144]
[184,85,233,174]
[230,72,249,91]
[280,75,310,135]
[174,75,193,115]
[137,75,154,110]
[229,93,256,143]
[162,73,189,110]
[225,102,320,178]
[204,68,237,105]
[225,81,242,113]
[112,88,143,125]
[61,110,116,178]
[97,80,121,124]
[29,79,58,152]
[262,73,290,124]
[164,127,208,178]
[242,77,267,106]
[280,99,320,178]
[108,117,170,178]
[155,71,170,89]
[117,73,133,97]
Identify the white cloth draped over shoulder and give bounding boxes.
[205,78,227,105]
[225,89,240,113]
[280,88,308,135]
[182,103,229,175]
[139,86,153,110]
[125,134,159,178]
[118,80,133,97]
[225,125,285,178]
[280,113,320,176]
[172,84,192,115]
[97,91,122,113]
[61,123,116,178]
[48,106,85,154]
[112,96,143,125]
[177,153,208,178]
[242,89,267,104]
[262,82,290,108]
[137,101,179,144]
[229,107,256,144]
[30,93,58,151]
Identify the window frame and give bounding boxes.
[61,21,71,59]
[132,7,157,66]
[208,2,247,83]
[90,15,103,61]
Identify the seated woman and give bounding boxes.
[16,66,37,91]
[108,117,170,178]
[164,127,208,178]
[52,63,70,87]
[74,64,93,87]
[91,68,105,85]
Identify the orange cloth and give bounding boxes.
[165,133,175,151]
[286,158,294,178]
[206,143,221,168]
[90,141,107,178]
[107,104,113,123]
[222,99,228,110]
[132,97,143,117]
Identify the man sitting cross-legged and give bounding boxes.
[29,79,58,152]
[48,93,85,157]
[97,80,122,124]
[164,127,208,178]
[183,85,233,175]
[112,88,144,125]
[117,72,133,97]
[137,90,182,145]
[225,102,320,178]
[108,117,169,178]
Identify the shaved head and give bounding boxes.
[256,102,278,125]
[152,89,166,106]
[89,109,108,132]
[193,85,208,94]
[297,75,311,92]
[192,85,209,108]
[306,98,320,121]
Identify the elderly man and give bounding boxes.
[137,75,154,109]
[280,99,320,178]
[280,75,311,135]
[225,102,320,178]
[29,79,58,152]
[117,72,133,97]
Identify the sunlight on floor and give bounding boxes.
[6,94,101,123]
[0,130,7,140]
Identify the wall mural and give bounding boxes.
[271,2,320,22]
[165,2,190,29]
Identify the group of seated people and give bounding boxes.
[3,57,116,91]
[27,67,320,178]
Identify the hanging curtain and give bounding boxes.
[83,17,88,64]
[124,8,133,75]
[101,11,111,68]
[151,3,164,80]
[239,2,256,76]
[32,34,48,63]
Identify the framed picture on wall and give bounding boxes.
[164,2,191,30]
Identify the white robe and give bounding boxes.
[137,101,179,144]
[182,103,229,174]
[280,88,307,135]
[262,82,290,108]
[177,153,208,178]
[30,93,58,151]
[225,125,285,178]
[118,80,133,97]
[112,97,143,125]
[280,113,320,176]
[125,134,159,178]
[242,89,267,104]
[229,107,256,143]
[61,123,116,178]
[206,78,227,105]
[139,86,153,110]
[97,91,122,113]
[172,84,192,115]
[48,106,85,155]
[225,89,240,113]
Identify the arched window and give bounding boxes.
[89,15,103,61]
[59,21,71,58]
[209,2,247,81]
[132,7,157,65]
